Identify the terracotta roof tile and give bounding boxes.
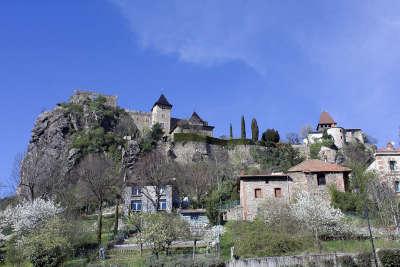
[287,159,351,173]
[318,111,336,125]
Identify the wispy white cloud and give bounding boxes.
[111,0,400,144]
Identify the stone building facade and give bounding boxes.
[123,184,175,215]
[127,94,214,137]
[368,142,400,194]
[305,111,364,149]
[238,159,351,221]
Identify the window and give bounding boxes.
[395,181,400,193]
[159,199,167,210]
[254,188,262,198]
[317,173,326,186]
[131,200,142,212]
[132,186,141,196]
[190,214,199,221]
[274,188,282,198]
[389,161,397,171]
[159,186,166,195]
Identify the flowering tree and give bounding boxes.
[290,191,346,250]
[0,198,61,234]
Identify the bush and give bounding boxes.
[24,217,72,266]
[337,255,356,267]
[356,252,372,267]
[329,186,363,214]
[378,249,400,267]
[30,243,65,267]
[251,143,304,172]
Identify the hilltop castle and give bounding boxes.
[127,94,214,137]
[305,111,364,149]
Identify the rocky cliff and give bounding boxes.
[19,92,140,199]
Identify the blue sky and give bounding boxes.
[1,1,400,193]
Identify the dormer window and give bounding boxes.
[389,160,397,171]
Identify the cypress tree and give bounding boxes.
[241,116,246,139]
[229,123,233,139]
[251,118,259,142]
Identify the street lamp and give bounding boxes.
[354,186,378,267]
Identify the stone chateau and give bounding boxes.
[305,111,364,149]
[128,94,214,137]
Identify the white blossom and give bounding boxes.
[0,198,61,234]
[290,191,346,236]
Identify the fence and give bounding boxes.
[227,253,355,267]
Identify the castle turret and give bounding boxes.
[151,94,172,134]
[317,111,337,132]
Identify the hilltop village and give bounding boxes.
[2,90,400,266]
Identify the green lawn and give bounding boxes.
[321,239,400,253]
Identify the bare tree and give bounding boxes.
[300,124,313,140]
[8,153,24,195]
[286,132,301,145]
[76,153,119,245]
[132,149,176,212]
[179,161,217,208]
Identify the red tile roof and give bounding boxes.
[287,159,351,173]
[318,111,336,125]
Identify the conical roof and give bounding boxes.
[318,111,336,125]
[189,112,204,124]
[153,94,172,109]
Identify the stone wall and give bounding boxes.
[70,90,117,107]
[171,141,259,168]
[127,110,152,132]
[240,178,291,221]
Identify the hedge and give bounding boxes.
[378,249,400,267]
[173,133,255,146]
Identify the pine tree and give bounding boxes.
[251,118,259,142]
[229,123,233,139]
[241,116,246,139]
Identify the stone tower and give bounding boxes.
[151,94,172,134]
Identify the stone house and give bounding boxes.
[128,94,214,137]
[305,111,364,149]
[123,184,176,215]
[368,142,400,194]
[238,159,351,221]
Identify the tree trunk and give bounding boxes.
[29,186,35,201]
[314,229,321,252]
[114,198,120,236]
[97,203,103,245]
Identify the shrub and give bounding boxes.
[329,186,363,214]
[30,243,65,267]
[251,143,304,172]
[337,255,356,267]
[24,217,72,267]
[356,252,372,267]
[378,249,400,267]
